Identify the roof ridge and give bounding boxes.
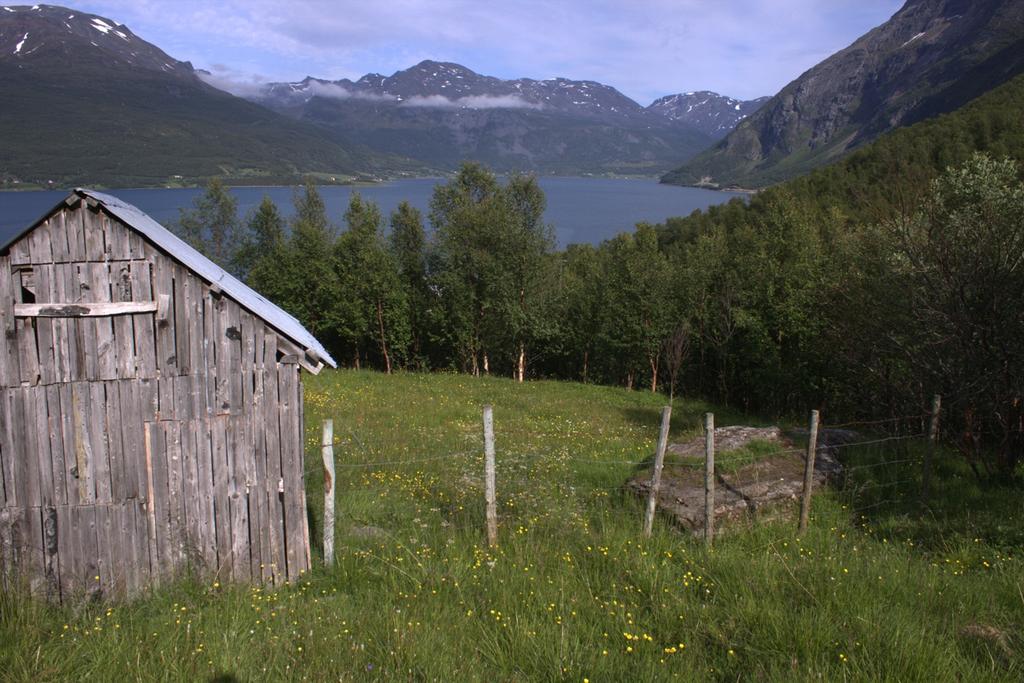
[4,188,335,372]
[77,189,336,370]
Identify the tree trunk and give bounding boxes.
[582,350,589,383]
[649,354,659,394]
[353,348,361,370]
[516,342,525,383]
[483,353,490,375]
[626,371,634,390]
[376,299,392,374]
[471,353,479,377]
[669,374,679,403]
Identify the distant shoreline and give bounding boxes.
[0,171,676,193]
[658,179,759,194]
[0,177,744,246]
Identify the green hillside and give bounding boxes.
[0,65,419,188]
[2,371,1020,680]
[292,96,715,176]
[659,71,1024,239]
[783,72,1024,222]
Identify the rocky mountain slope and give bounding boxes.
[663,0,1024,189]
[256,61,767,175]
[0,4,398,187]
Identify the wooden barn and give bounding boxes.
[0,189,337,602]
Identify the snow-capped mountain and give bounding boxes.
[646,91,770,139]
[255,61,766,174]
[260,60,648,124]
[0,4,387,187]
[0,4,193,76]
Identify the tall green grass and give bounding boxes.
[2,370,1020,681]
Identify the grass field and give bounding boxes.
[2,370,1021,681]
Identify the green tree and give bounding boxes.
[733,192,828,411]
[557,244,602,382]
[494,174,556,382]
[237,196,286,285]
[597,225,673,391]
[282,181,340,349]
[335,193,410,373]
[178,178,240,270]
[890,153,1024,479]
[390,201,431,368]
[430,164,554,380]
[430,163,505,374]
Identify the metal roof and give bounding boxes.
[5,188,336,371]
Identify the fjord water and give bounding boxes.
[0,177,744,247]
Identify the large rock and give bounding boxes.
[666,426,783,458]
[627,426,852,534]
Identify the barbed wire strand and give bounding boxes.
[850,499,904,515]
[303,450,477,477]
[822,413,930,430]
[828,432,926,450]
[310,431,927,473]
[843,458,920,472]
[843,479,915,493]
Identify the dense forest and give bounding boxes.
[181,74,1024,481]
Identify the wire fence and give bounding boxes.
[821,414,930,430]
[305,397,948,562]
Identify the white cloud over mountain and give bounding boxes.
[401,94,540,109]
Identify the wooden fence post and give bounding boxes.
[643,406,673,537]
[483,405,497,548]
[922,394,941,505]
[798,410,820,535]
[704,412,715,547]
[322,419,335,567]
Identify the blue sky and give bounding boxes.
[62,0,904,103]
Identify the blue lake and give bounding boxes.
[0,177,744,248]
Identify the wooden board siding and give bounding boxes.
[0,202,311,601]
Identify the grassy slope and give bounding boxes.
[1,370,1021,681]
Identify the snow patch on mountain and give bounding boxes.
[901,31,926,47]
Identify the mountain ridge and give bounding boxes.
[662,0,1024,189]
[253,60,769,175]
[258,60,768,131]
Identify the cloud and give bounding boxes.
[195,71,400,102]
[401,94,540,109]
[304,81,396,102]
[196,68,269,98]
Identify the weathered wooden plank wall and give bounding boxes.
[0,202,310,602]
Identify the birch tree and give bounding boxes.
[335,193,410,373]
